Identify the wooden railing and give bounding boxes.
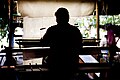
[15,38,101,48]
[0,46,111,80]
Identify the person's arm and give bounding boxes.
[39,28,51,47]
[74,28,83,54]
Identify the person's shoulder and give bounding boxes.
[47,25,57,31]
[69,24,80,31]
[69,24,77,28]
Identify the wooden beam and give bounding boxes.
[96,0,99,41]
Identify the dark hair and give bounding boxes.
[55,7,69,23]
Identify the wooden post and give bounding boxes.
[8,0,14,48]
[96,0,99,41]
[4,0,16,66]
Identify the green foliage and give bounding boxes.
[100,15,120,25]
[75,15,120,39]
[75,15,97,38]
[0,18,8,48]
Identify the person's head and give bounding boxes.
[55,7,69,24]
[105,23,113,30]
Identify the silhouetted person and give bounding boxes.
[105,23,116,64]
[40,7,83,80]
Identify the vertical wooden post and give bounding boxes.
[9,0,14,48]
[4,0,15,66]
[96,0,99,40]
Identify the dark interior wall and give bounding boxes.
[97,0,120,15]
[107,0,120,15]
[0,0,8,24]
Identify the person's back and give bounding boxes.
[46,23,82,69]
[40,7,83,80]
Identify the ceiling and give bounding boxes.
[0,0,120,18]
